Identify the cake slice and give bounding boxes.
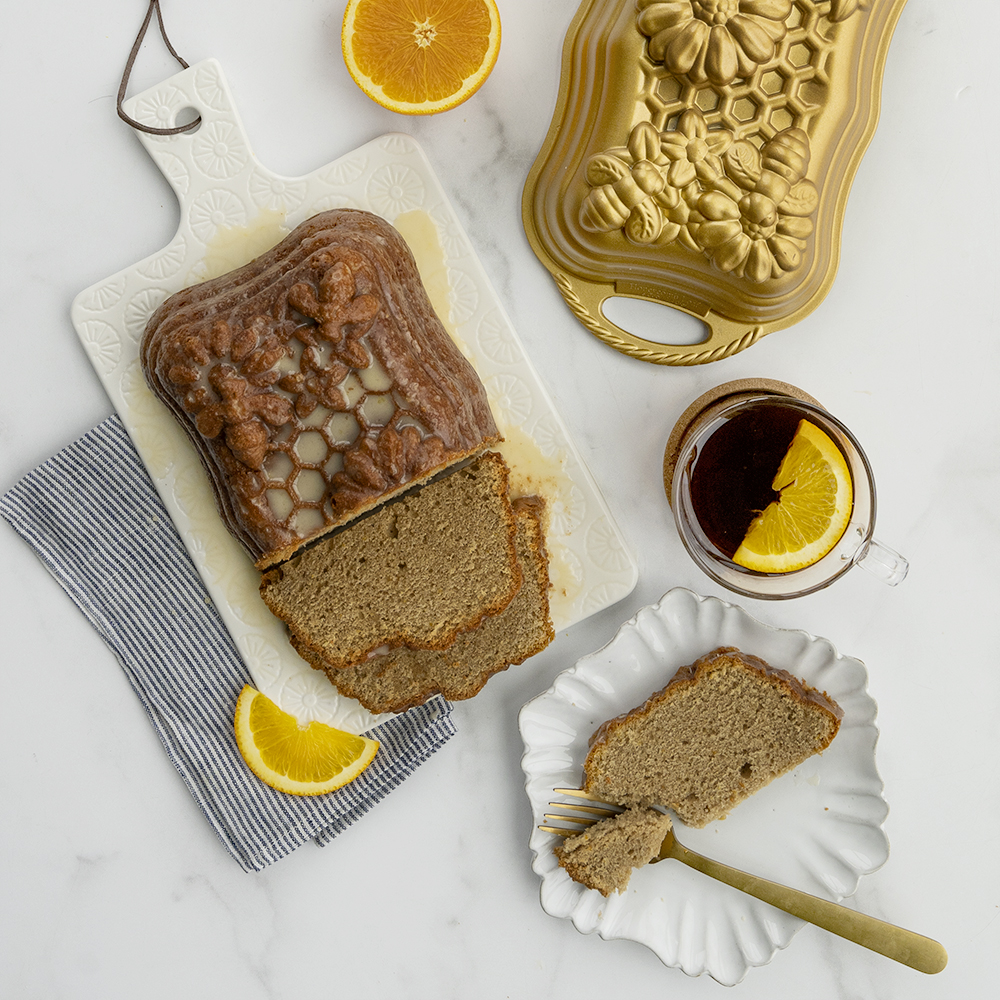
[554,807,673,897]
[260,452,521,670]
[583,647,842,827]
[300,495,554,713]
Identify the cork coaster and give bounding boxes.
[662,379,823,508]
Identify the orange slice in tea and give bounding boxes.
[234,686,379,796]
[342,0,501,115]
[733,419,853,574]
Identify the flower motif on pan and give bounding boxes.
[580,112,817,282]
[688,128,818,282]
[636,0,792,87]
[660,107,732,190]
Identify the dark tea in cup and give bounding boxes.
[665,382,907,599]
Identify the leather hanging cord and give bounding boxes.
[117,0,201,135]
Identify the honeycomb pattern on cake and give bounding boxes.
[153,285,461,557]
[142,210,499,568]
[257,342,416,541]
[640,1,841,147]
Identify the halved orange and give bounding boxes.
[234,685,379,796]
[342,0,501,115]
[733,419,853,574]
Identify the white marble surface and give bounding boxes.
[0,1,996,996]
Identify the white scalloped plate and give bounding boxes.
[519,588,888,985]
[70,59,637,733]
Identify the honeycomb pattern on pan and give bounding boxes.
[639,1,841,147]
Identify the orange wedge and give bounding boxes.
[733,419,853,574]
[234,685,379,796]
[342,0,501,115]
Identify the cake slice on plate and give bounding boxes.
[583,647,842,827]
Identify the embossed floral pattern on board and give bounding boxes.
[192,120,249,179]
[637,0,792,87]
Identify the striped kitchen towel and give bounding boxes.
[0,415,456,872]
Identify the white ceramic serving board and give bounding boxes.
[71,59,637,732]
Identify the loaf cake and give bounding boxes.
[142,209,500,569]
[554,807,673,897]
[583,647,842,827]
[298,495,555,713]
[260,452,524,671]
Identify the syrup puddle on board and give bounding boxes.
[195,209,290,283]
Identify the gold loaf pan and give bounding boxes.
[523,0,908,365]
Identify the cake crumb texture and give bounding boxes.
[583,647,842,827]
[259,452,522,671]
[554,807,673,897]
[306,495,554,713]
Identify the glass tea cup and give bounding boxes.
[665,386,908,599]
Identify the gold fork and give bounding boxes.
[543,789,947,975]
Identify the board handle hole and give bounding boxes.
[174,106,202,133]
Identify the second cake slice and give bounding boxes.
[298,494,555,714]
[260,452,521,670]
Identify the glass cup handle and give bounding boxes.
[856,537,909,586]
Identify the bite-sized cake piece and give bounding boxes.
[142,209,500,569]
[260,453,521,671]
[554,807,673,897]
[583,647,842,827]
[301,495,554,714]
